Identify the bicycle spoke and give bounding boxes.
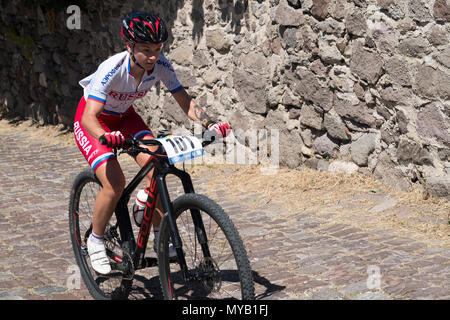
[70,172,132,300]
[78,183,98,238]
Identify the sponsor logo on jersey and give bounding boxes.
[156,60,174,72]
[101,63,121,85]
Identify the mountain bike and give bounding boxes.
[68,130,255,300]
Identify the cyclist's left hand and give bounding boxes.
[209,122,231,138]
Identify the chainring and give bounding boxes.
[103,226,135,280]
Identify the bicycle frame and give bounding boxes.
[112,149,211,280]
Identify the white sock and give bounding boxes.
[90,232,104,245]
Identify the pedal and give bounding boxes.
[80,244,88,256]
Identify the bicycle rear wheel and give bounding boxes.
[158,193,254,300]
[68,169,132,300]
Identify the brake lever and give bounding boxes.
[117,135,140,156]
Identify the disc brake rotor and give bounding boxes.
[198,257,221,292]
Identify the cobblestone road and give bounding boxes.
[0,120,449,300]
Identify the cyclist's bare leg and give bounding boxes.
[91,159,126,236]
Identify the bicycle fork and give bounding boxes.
[156,170,212,282]
[177,170,212,259]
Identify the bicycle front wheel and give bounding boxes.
[158,193,254,300]
[68,168,132,300]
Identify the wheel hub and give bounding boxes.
[197,257,221,292]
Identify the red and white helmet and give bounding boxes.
[121,12,168,44]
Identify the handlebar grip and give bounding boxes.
[99,135,107,145]
[124,138,134,147]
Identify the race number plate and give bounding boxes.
[156,135,204,165]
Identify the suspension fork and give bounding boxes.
[177,169,212,259]
[157,166,214,281]
[155,174,190,279]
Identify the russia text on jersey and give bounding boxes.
[109,90,148,101]
[74,121,93,156]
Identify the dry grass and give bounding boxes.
[187,162,450,246]
[0,119,74,146]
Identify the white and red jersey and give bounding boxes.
[79,50,183,115]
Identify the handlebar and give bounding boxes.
[99,130,219,156]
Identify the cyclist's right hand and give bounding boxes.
[99,131,125,148]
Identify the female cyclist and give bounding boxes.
[73,11,231,274]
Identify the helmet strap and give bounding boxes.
[131,43,145,70]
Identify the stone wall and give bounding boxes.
[1,0,449,199]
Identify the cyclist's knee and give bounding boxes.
[103,183,125,201]
[104,174,125,193]
[96,160,126,199]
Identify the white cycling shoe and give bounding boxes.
[87,237,112,275]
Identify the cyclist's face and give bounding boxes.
[130,42,163,71]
